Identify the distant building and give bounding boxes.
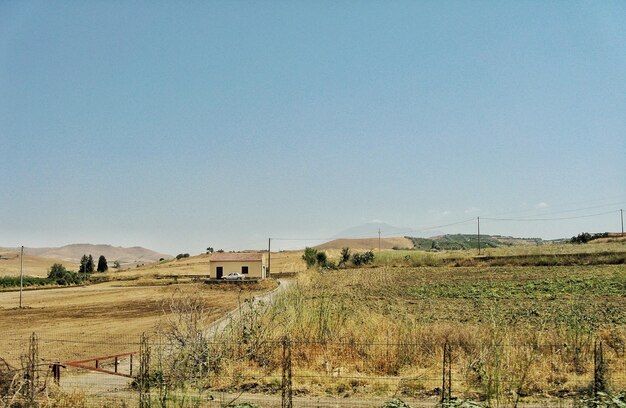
[209,253,267,279]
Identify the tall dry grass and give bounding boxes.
[216,265,625,401]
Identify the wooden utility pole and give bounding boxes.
[19,246,24,308]
[621,209,624,237]
[378,228,381,256]
[477,217,481,255]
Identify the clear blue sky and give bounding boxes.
[1,1,625,254]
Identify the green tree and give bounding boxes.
[48,263,68,280]
[339,247,351,268]
[48,263,82,285]
[87,254,94,273]
[316,251,328,267]
[302,247,318,268]
[113,260,121,269]
[97,255,108,272]
[79,254,89,274]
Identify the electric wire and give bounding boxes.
[482,209,618,222]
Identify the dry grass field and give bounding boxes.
[206,241,626,403]
[0,279,276,366]
[0,249,79,277]
[316,237,414,250]
[107,250,308,278]
[1,240,624,406]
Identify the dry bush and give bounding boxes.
[158,290,221,386]
[0,357,18,406]
[46,386,88,408]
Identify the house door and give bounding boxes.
[216,266,223,279]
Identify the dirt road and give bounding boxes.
[207,278,292,335]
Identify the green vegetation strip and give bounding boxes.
[408,274,626,299]
[0,276,50,288]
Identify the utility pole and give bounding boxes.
[621,209,624,237]
[477,217,481,256]
[268,238,271,277]
[378,228,381,256]
[19,246,24,308]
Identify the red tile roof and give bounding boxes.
[209,253,264,262]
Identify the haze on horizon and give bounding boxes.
[1,2,625,255]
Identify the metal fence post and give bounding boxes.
[594,338,607,398]
[281,337,293,408]
[139,333,151,408]
[441,340,452,405]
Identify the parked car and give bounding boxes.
[223,272,244,281]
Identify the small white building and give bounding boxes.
[209,253,267,279]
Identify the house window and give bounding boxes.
[242,266,249,274]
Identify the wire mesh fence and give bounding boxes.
[0,333,624,407]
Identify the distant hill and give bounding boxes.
[0,244,171,265]
[333,222,443,239]
[316,237,414,250]
[407,234,543,250]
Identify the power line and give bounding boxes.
[411,218,475,232]
[506,201,625,218]
[270,218,476,243]
[483,195,626,218]
[270,206,621,245]
[483,210,618,222]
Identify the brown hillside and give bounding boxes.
[0,249,80,277]
[316,237,413,250]
[1,244,170,265]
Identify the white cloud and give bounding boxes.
[464,207,480,214]
[534,202,549,209]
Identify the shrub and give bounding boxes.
[571,232,610,244]
[381,399,412,408]
[338,247,350,267]
[302,247,318,268]
[48,263,68,280]
[352,250,375,266]
[316,251,328,267]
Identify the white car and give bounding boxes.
[222,272,244,281]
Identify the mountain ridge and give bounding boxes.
[0,244,171,265]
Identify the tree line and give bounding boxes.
[570,232,609,244]
[302,247,375,269]
[78,254,109,273]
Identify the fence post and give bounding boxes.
[139,333,151,408]
[24,332,39,408]
[593,338,607,398]
[441,340,452,405]
[281,336,293,408]
[51,363,61,384]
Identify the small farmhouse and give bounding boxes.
[209,252,267,279]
